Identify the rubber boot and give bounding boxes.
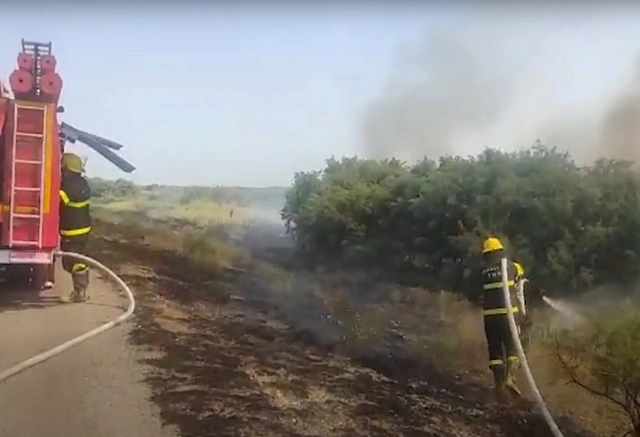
[505,357,522,397]
[82,270,91,301]
[491,365,507,402]
[72,270,90,302]
[61,289,80,303]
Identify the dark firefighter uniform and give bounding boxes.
[470,237,523,399]
[59,153,92,302]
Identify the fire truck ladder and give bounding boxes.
[8,104,47,247]
[20,39,52,97]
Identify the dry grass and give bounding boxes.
[96,195,253,227]
[171,199,253,226]
[255,263,294,295]
[93,217,252,276]
[181,230,251,273]
[521,306,630,437]
[524,341,626,436]
[311,274,487,377]
[96,213,628,436]
[309,272,629,437]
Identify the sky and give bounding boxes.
[1,3,640,187]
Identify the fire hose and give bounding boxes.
[0,251,135,384]
[500,257,564,437]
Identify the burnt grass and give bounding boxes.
[89,231,596,437]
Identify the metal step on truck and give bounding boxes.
[0,39,135,289]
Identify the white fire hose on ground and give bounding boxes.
[0,251,135,384]
[500,258,564,437]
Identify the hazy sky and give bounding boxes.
[1,4,640,187]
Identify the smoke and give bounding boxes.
[538,55,640,164]
[362,27,523,161]
[362,20,640,164]
[597,61,640,162]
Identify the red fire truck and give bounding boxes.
[0,39,135,288]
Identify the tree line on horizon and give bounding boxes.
[89,177,287,208]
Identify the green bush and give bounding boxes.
[282,144,640,296]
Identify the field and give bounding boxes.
[87,178,632,437]
[91,178,285,228]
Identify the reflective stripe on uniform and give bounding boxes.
[489,359,504,366]
[483,280,515,290]
[59,190,69,204]
[60,226,91,237]
[60,190,89,208]
[483,307,519,316]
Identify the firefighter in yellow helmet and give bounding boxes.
[514,262,524,280]
[513,260,534,352]
[471,237,523,400]
[59,152,92,303]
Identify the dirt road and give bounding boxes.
[0,263,177,437]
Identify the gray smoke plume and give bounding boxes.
[361,27,524,161]
[362,21,640,165]
[597,60,640,162]
[536,55,640,165]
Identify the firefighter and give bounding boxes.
[513,261,526,327]
[513,260,534,352]
[472,237,523,400]
[59,152,91,303]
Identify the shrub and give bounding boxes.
[282,145,640,297]
[552,305,640,436]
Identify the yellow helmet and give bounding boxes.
[482,237,504,254]
[61,152,84,174]
[514,262,524,277]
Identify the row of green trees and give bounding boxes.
[281,144,640,296]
